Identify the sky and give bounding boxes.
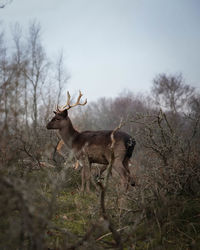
[0,0,200,101]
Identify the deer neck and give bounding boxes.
[59,118,79,148]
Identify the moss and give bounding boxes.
[51,191,98,236]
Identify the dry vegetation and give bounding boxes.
[0,23,200,249]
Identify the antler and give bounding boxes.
[56,90,87,112]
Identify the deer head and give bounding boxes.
[46,91,87,130]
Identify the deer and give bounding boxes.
[46,91,136,192]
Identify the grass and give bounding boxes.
[1,166,200,249]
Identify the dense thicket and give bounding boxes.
[0,23,200,249]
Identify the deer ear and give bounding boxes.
[61,109,68,118]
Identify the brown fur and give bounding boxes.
[46,109,136,191]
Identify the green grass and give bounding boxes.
[1,166,200,249]
[129,196,200,250]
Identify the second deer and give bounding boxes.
[46,91,136,192]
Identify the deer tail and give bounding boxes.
[125,137,136,158]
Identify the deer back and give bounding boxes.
[72,130,136,164]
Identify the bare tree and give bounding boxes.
[54,51,69,105]
[0,0,12,8]
[23,21,49,135]
[152,73,194,113]
[0,32,16,135]
[10,23,25,132]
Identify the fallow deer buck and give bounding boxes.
[46,91,136,191]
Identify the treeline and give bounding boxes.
[0,22,200,249]
[0,21,69,168]
[0,21,69,133]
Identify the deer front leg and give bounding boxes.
[80,156,91,192]
[85,162,91,192]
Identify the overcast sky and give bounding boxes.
[1,0,200,101]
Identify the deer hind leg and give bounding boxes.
[123,157,136,187]
[113,159,131,191]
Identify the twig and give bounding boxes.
[97,181,123,249]
[96,226,129,241]
[96,119,125,250]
